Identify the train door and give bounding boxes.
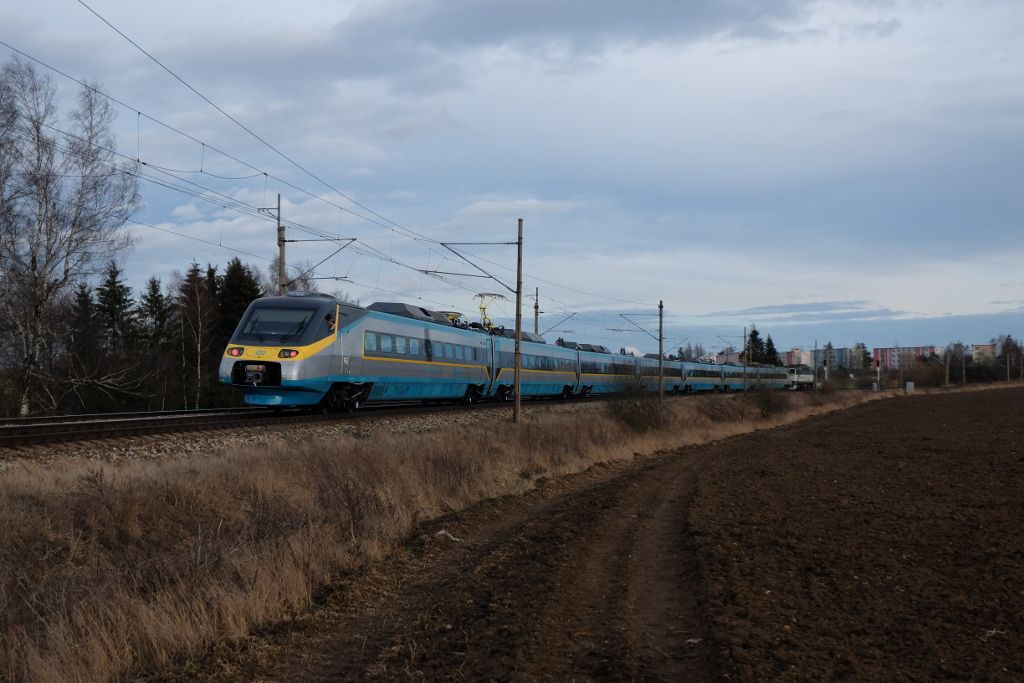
[574,350,581,392]
[329,303,344,378]
[486,335,497,396]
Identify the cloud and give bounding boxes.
[840,17,902,40]
[169,0,817,96]
[701,300,909,324]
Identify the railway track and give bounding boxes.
[0,401,519,449]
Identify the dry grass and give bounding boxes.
[0,391,877,681]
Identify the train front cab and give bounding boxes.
[220,294,347,407]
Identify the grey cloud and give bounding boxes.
[702,300,875,317]
[841,18,902,40]
[174,0,816,96]
[700,300,909,324]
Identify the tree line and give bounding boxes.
[0,56,327,415]
[1,255,272,415]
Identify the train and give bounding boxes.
[219,292,798,410]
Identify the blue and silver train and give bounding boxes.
[219,293,792,409]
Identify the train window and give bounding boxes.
[455,346,464,361]
[380,335,393,352]
[424,339,433,359]
[410,338,421,356]
[395,336,407,354]
[365,332,377,352]
[445,343,454,359]
[471,348,478,362]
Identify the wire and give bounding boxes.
[75,0,440,246]
[3,35,661,318]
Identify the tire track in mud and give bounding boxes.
[187,451,716,682]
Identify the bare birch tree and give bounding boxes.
[0,58,139,414]
[176,264,216,409]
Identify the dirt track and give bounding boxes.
[173,387,1023,681]
[184,450,716,681]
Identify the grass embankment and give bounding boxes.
[2,390,870,681]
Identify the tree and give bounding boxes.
[217,257,263,343]
[693,342,705,361]
[746,326,766,364]
[0,58,139,414]
[854,342,870,369]
[764,335,780,365]
[995,334,1022,381]
[177,263,217,409]
[266,255,315,293]
[137,277,171,345]
[95,261,136,354]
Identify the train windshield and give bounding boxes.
[232,305,325,345]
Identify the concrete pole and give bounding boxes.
[513,218,523,424]
[534,287,539,335]
[944,352,950,388]
[961,353,966,387]
[658,300,664,404]
[814,338,818,393]
[276,193,286,295]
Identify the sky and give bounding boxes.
[2,0,1022,354]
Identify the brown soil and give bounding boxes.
[692,387,1024,681]
[160,387,1023,681]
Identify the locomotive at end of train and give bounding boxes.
[219,292,798,410]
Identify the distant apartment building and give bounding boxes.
[971,343,997,363]
[805,346,866,370]
[716,347,742,365]
[872,346,938,369]
[782,348,812,366]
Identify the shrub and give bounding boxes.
[749,385,792,418]
[603,379,672,433]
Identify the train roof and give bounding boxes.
[368,301,453,326]
[490,327,546,344]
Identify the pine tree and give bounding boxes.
[138,277,171,345]
[217,257,263,344]
[747,326,765,364]
[95,261,136,354]
[135,276,175,410]
[70,283,98,345]
[764,335,779,365]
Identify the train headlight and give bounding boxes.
[278,349,300,358]
[227,347,244,357]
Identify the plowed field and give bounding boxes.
[169,388,1023,681]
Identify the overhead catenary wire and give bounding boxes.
[74,1,441,247]
[9,115,489,302]
[0,38,652,313]
[2,35,663,327]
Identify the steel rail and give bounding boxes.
[0,400,528,449]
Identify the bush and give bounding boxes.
[749,386,791,418]
[604,379,672,433]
